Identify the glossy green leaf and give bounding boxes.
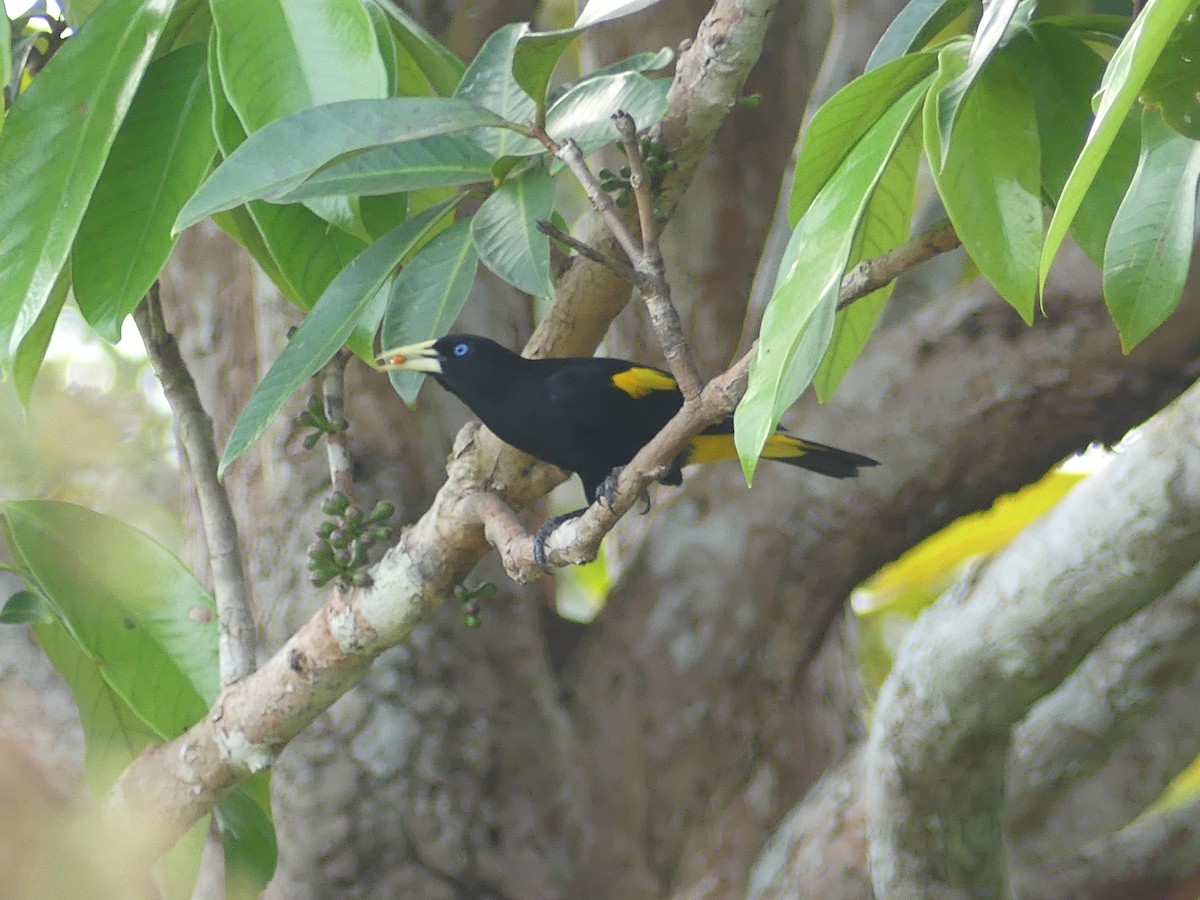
[73,44,216,342]
[1,11,12,105]
[1019,24,1137,267]
[1103,108,1200,351]
[176,98,505,229]
[0,589,53,624]
[11,264,68,407]
[159,0,210,53]
[790,51,939,223]
[210,0,388,238]
[814,118,922,400]
[204,53,371,322]
[935,0,1034,160]
[280,135,494,201]
[382,219,479,405]
[455,24,541,157]
[472,164,555,297]
[925,47,1041,322]
[368,0,464,96]
[2,499,218,734]
[1041,0,1195,291]
[31,618,164,792]
[513,27,580,121]
[735,81,927,481]
[219,200,458,473]
[0,0,175,371]
[575,0,667,28]
[866,0,973,71]
[1142,6,1200,139]
[211,0,386,133]
[543,71,669,153]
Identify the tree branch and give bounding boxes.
[837,218,959,310]
[1008,561,1200,865]
[319,351,354,499]
[866,375,1200,898]
[133,285,256,687]
[1019,797,1200,900]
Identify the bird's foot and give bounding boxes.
[596,467,624,511]
[533,508,586,569]
[596,467,653,515]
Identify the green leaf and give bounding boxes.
[934,0,1035,161]
[2,500,275,890]
[368,0,464,96]
[735,80,928,481]
[0,0,176,371]
[3,500,219,726]
[216,772,277,896]
[279,135,494,201]
[1041,0,1196,291]
[381,219,479,404]
[925,46,1041,322]
[1019,23,1138,267]
[575,0,667,28]
[1103,108,1200,351]
[790,51,939,223]
[1,10,12,106]
[211,0,387,133]
[513,27,580,122]
[543,71,669,153]
[210,0,388,238]
[454,23,541,157]
[31,617,164,792]
[11,264,68,407]
[219,200,458,474]
[0,589,54,624]
[814,117,923,400]
[72,44,216,343]
[176,97,505,229]
[472,164,555,297]
[866,0,973,71]
[1142,5,1200,139]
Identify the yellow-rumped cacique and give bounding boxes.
[377,334,878,561]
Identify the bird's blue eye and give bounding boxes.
[453,342,470,357]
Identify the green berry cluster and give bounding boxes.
[456,582,496,629]
[307,493,395,589]
[598,137,676,215]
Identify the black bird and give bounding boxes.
[378,334,877,562]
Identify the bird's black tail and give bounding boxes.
[760,433,878,479]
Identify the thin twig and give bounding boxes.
[612,110,703,399]
[548,135,645,268]
[133,285,256,685]
[614,112,661,264]
[837,218,960,311]
[320,351,355,498]
[537,219,637,282]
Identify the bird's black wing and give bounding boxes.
[542,358,683,489]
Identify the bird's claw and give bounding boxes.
[597,467,625,510]
[532,509,586,569]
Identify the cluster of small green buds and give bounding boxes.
[307,492,395,589]
[295,394,348,451]
[455,581,496,629]
[597,137,676,217]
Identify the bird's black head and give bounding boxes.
[377,333,522,400]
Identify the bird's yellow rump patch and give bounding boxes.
[685,432,810,465]
[611,366,677,399]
